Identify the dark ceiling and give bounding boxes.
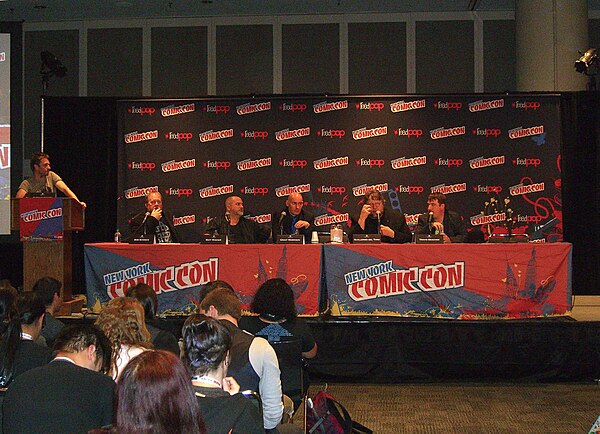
[0,0,520,22]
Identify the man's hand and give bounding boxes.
[295,220,310,229]
[150,208,162,221]
[380,224,395,238]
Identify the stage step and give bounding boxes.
[571,295,600,321]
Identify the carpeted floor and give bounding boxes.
[292,382,600,433]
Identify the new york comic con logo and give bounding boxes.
[352,183,388,197]
[199,185,234,199]
[391,156,426,170]
[344,260,465,301]
[103,258,219,298]
[162,159,196,173]
[313,100,348,113]
[237,157,272,171]
[124,186,158,199]
[352,126,388,140]
[470,212,507,226]
[124,130,159,143]
[161,103,195,117]
[173,215,196,226]
[275,184,310,198]
[314,213,349,226]
[469,155,505,169]
[314,156,349,170]
[468,99,505,112]
[429,126,466,140]
[199,129,234,142]
[20,208,63,223]
[430,183,467,195]
[275,127,310,141]
[390,99,426,112]
[237,102,271,115]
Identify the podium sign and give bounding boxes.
[18,197,64,241]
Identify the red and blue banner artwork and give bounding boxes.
[323,243,572,318]
[18,197,64,240]
[84,243,321,316]
[117,94,562,243]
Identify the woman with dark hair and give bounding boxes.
[112,350,206,434]
[239,278,317,410]
[182,314,263,434]
[0,291,53,387]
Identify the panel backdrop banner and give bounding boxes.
[323,243,571,318]
[84,243,321,315]
[116,95,562,244]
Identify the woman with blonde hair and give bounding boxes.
[95,296,152,380]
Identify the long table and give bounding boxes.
[84,242,572,319]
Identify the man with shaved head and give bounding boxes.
[205,196,269,244]
[272,192,315,243]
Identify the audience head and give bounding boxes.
[199,288,242,322]
[182,314,231,376]
[125,283,158,321]
[53,324,113,374]
[251,278,297,321]
[115,350,206,434]
[95,297,152,375]
[32,276,62,310]
[17,292,47,337]
[197,280,235,309]
[0,287,19,386]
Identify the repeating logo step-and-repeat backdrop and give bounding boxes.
[117,95,562,243]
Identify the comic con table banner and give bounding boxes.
[117,94,562,244]
[323,243,572,318]
[84,243,321,316]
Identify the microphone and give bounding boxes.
[279,211,286,235]
[376,210,381,234]
[427,212,434,234]
[140,211,150,235]
[224,212,230,243]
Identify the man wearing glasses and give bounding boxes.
[348,189,412,243]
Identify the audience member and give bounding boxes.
[110,350,206,434]
[348,189,412,243]
[201,288,284,432]
[2,324,114,433]
[95,296,151,380]
[205,196,269,244]
[183,314,263,434]
[240,278,317,410]
[0,290,53,387]
[271,192,315,243]
[32,276,65,347]
[125,283,180,355]
[414,192,467,243]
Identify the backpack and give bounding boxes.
[306,390,372,434]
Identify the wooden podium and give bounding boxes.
[11,198,85,313]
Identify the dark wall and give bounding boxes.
[560,92,600,295]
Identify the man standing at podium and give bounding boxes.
[129,191,181,243]
[15,152,86,208]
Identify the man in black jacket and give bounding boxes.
[414,192,467,243]
[205,196,269,244]
[349,189,412,243]
[272,192,315,243]
[3,324,115,434]
[129,191,181,243]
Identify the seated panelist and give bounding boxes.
[128,192,181,243]
[348,189,412,243]
[271,192,315,243]
[205,196,269,244]
[414,192,467,243]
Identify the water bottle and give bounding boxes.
[114,228,122,243]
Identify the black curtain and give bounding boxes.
[42,97,119,293]
[560,92,600,295]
